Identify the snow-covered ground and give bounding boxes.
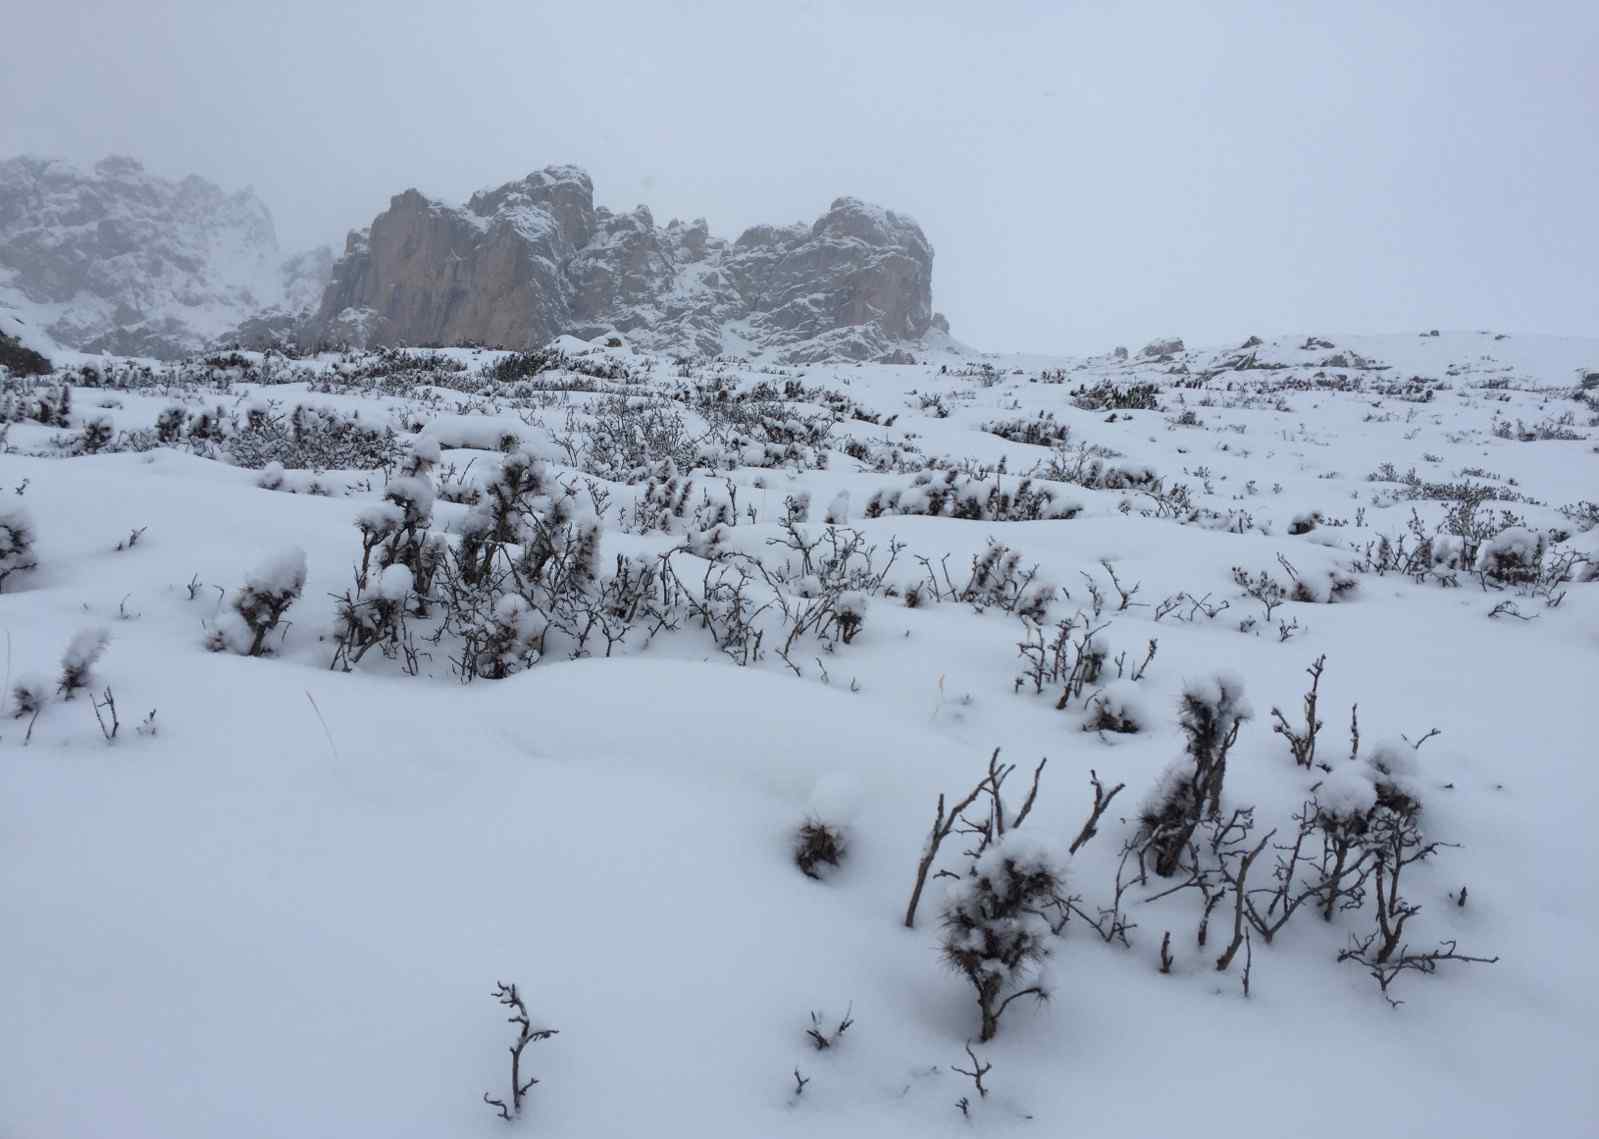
[3,330,1597,1137]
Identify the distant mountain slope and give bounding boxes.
[0,156,330,358]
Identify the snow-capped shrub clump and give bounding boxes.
[329,569,414,671]
[208,547,308,657]
[981,412,1070,447]
[825,490,850,525]
[865,471,1082,522]
[439,476,482,505]
[403,434,442,477]
[1289,567,1359,604]
[78,416,114,454]
[1142,674,1252,876]
[1363,739,1425,815]
[221,403,401,471]
[375,475,440,599]
[1289,510,1324,535]
[379,564,414,602]
[11,673,50,718]
[1475,526,1545,585]
[470,594,546,679]
[961,541,1054,621]
[1082,681,1148,734]
[425,418,527,454]
[940,831,1066,1041]
[59,626,111,699]
[833,591,868,643]
[155,405,186,443]
[0,507,38,592]
[1319,760,1380,821]
[256,461,286,491]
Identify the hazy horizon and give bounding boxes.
[5,0,1595,353]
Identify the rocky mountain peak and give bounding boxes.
[312,165,941,362]
[1,156,946,363]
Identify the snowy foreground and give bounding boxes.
[3,331,1597,1137]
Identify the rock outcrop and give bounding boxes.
[0,156,944,362]
[309,166,939,362]
[0,156,331,357]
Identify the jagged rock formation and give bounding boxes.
[0,156,330,358]
[0,156,946,363]
[310,165,942,362]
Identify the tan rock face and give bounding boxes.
[308,167,939,361]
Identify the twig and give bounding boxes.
[1068,769,1126,855]
[951,1043,991,1098]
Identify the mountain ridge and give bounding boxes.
[0,156,951,363]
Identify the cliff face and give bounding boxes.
[0,156,330,357]
[0,156,944,362]
[310,166,939,362]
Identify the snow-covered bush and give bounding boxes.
[438,473,482,505]
[78,416,114,454]
[468,593,546,679]
[219,402,401,471]
[566,397,697,480]
[794,817,848,880]
[58,626,110,699]
[458,448,547,583]
[401,434,441,478]
[373,474,440,604]
[865,471,1082,522]
[1362,739,1425,817]
[982,412,1070,447]
[623,462,696,534]
[1141,674,1252,876]
[1082,682,1148,734]
[256,461,287,491]
[1070,379,1159,411]
[155,405,186,444]
[961,541,1054,620]
[832,591,867,644]
[940,832,1065,1041]
[207,548,307,656]
[12,673,50,718]
[329,564,415,671]
[0,506,38,592]
[1474,526,1545,586]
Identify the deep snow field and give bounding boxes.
[3,330,1597,1138]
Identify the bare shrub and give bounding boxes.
[1270,654,1326,768]
[805,1004,854,1050]
[481,982,557,1120]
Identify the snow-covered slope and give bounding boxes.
[0,156,331,358]
[2,330,1596,1137]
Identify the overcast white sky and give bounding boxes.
[4,0,1595,352]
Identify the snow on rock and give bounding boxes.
[308,168,939,363]
[0,155,331,358]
